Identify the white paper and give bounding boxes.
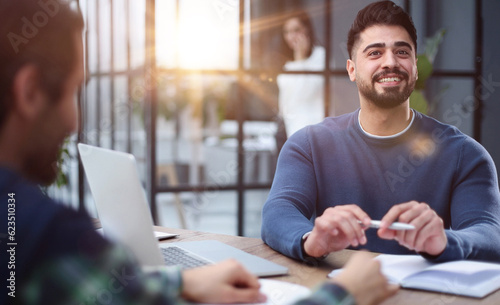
[375,254,432,283]
[190,279,311,305]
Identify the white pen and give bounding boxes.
[358,220,415,230]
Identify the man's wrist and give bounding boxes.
[301,232,327,263]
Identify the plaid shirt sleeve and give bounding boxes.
[20,240,354,305]
[295,282,355,305]
[21,243,186,305]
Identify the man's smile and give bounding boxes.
[377,76,402,83]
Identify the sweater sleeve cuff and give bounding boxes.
[420,230,463,262]
[300,232,328,264]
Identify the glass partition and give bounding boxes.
[69,0,483,236]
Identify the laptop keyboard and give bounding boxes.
[161,246,211,270]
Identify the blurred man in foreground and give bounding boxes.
[0,1,396,305]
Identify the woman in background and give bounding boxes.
[277,9,326,138]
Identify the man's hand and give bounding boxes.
[181,259,266,304]
[304,205,371,258]
[378,201,447,256]
[333,251,399,305]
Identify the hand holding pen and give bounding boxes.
[358,220,415,230]
[377,201,447,256]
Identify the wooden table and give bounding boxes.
[156,226,500,305]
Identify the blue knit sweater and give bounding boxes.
[261,109,500,263]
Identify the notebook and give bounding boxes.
[77,143,288,277]
[328,254,500,298]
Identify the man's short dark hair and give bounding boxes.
[347,0,417,59]
[0,0,84,128]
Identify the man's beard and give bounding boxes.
[357,68,415,109]
[24,142,61,186]
[23,112,66,187]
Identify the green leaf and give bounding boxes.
[55,171,68,188]
[410,89,428,114]
[416,54,433,90]
[424,28,446,64]
[53,138,71,188]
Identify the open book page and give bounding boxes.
[375,254,432,283]
[327,254,432,283]
[402,260,500,297]
[377,254,500,298]
[423,260,500,274]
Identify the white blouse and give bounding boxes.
[277,46,326,137]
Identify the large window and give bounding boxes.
[46,0,483,237]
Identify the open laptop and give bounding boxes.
[77,143,288,277]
